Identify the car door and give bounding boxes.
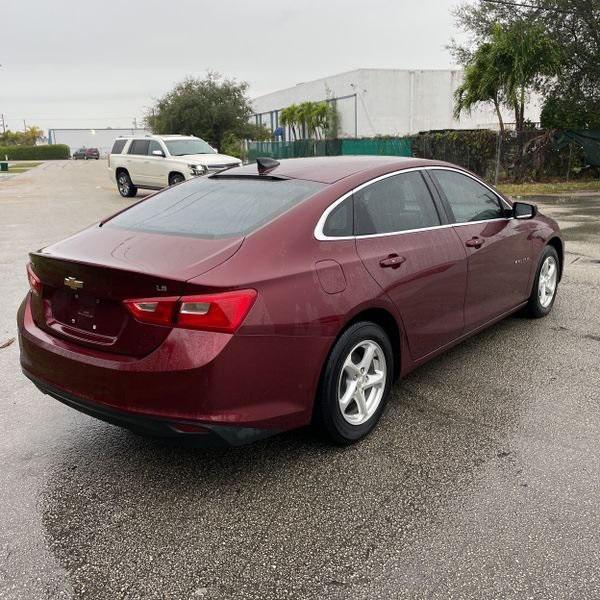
[352,170,468,361]
[142,140,169,187]
[429,168,534,331]
[126,139,150,186]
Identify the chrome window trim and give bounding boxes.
[314,166,512,241]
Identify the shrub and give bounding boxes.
[0,144,70,161]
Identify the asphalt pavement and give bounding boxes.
[1,161,599,599]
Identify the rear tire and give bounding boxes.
[169,172,185,186]
[116,171,137,198]
[315,322,393,445]
[526,246,559,318]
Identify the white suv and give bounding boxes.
[107,134,242,197]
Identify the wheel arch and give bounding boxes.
[547,236,564,281]
[115,166,129,179]
[168,170,185,184]
[311,305,403,426]
[343,308,402,381]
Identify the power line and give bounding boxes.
[481,0,576,13]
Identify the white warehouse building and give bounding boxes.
[252,68,541,138]
[48,128,151,158]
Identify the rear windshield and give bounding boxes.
[106,177,324,239]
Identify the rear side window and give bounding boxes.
[433,170,503,223]
[107,177,324,239]
[354,171,441,236]
[323,198,353,237]
[128,140,150,155]
[111,139,127,154]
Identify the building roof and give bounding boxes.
[252,68,462,102]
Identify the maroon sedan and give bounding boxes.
[18,157,563,445]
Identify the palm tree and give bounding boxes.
[311,102,331,139]
[280,104,300,140]
[454,22,560,135]
[454,42,506,133]
[280,101,339,140]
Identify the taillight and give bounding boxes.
[123,297,179,327]
[26,263,42,295]
[123,289,257,333]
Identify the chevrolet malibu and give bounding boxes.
[18,156,563,446]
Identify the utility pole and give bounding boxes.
[0,114,5,134]
[133,117,137,130]
[23,119,27,131]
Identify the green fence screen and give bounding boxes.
[554,130,600,166]
[340,138,412,156]
[247,138,412,162]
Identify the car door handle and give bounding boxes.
[379,254,406,269]
[465,237,485,249]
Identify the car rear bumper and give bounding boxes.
[18,294,331,440]
[25,372,277,447]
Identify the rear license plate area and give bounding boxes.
[49,289,123,336]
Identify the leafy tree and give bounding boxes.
[454,22,560,133]
[450,0,600,128]
[280,104,301,140]
[0,125,44,146]
[541,94,600,128]
[219,124,272,160]
[146,72,268,149]
[454,41,507,132]
[280,101,338,140]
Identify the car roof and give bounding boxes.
[154,135,196,141]
[115,135,196,141]
[220,156,453,184]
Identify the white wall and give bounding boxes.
[252,69,541,137]
[48,128,152,157]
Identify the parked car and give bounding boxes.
[72,147,100,160]
[19,156,563,446]
[107,134,242,197]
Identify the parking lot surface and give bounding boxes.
[1,161,599,599]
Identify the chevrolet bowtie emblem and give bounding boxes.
[64,277,84,290]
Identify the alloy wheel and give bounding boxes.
[538,255,558,308]
[337,340,387,426]
[118,175,130,195]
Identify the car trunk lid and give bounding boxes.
[29,226,243,356]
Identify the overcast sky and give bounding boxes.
[2,0,465,133]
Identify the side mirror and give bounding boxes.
[151,149,165,157]
[513,201,537,220]
[211,146,218,153]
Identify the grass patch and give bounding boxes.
[5,161,43,174]
[498,180,600,197]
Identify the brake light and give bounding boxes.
[123,289,257,333]
[178,290,257,332]
[26,263,42,295]
[123,296,179,327]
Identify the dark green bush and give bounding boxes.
[0,144,70,160]
[410,129,588,182]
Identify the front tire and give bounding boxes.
[169,173,185,186]
[116,171,137,198]
[315,322,393,445]
[526,246,559,318]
